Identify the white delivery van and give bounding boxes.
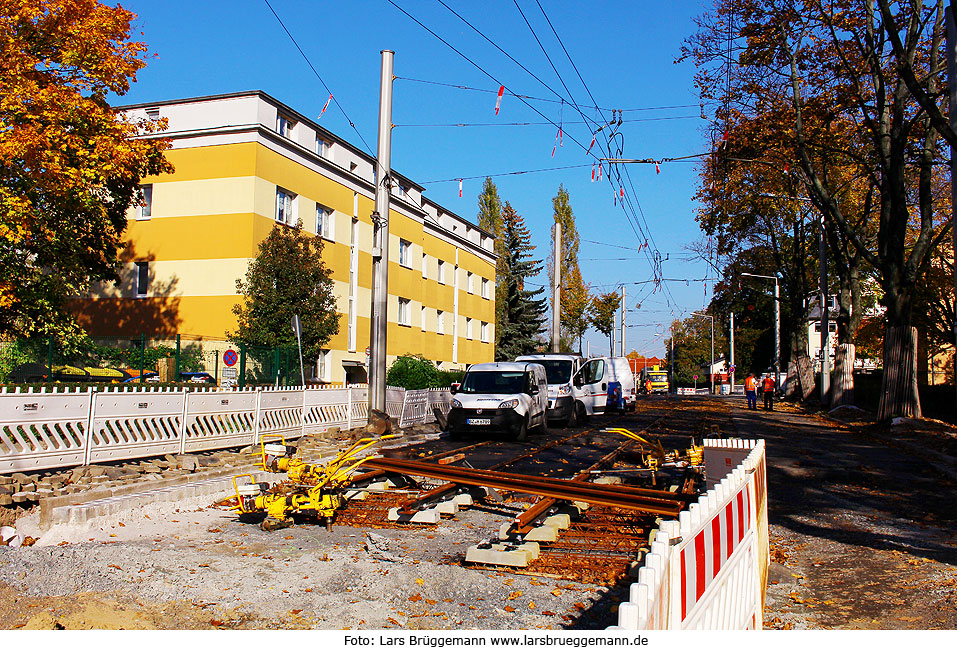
[515,353,585,426]
[446,362,548,440]
[577,356,638,413]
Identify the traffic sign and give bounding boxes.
[365,346,371,356]
[729,364,736,373]
[223,349,238,367]
[693,374,699,380]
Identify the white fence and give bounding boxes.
[0,385,449,474]
[613,438,769,630]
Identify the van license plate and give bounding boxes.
[467,418,491,425]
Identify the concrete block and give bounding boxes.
[594,475,622,485]
[343,490,368,500]
[435,499,458,515]
[452,493,473,508]
[572,501,589,511]
[387,507,440,524]
[524,525,560,542]
[465,542,540,567]
[544,513,571,529]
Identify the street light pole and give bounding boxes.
[692,312,714,393]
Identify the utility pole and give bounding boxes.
[620,285,626,357]
[369,50,394,414]
[947,2,957,408]
[819,213,830,404]
[551,222,561,352]
[730,312,735,387]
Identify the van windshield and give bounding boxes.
[532,360,573,384]
[460,371,526,394]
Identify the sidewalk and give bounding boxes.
[720,395,957,629]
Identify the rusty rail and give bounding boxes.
[360,457,686,517]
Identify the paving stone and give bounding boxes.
[179,455,199,472]
[104,468,126,481]
[19,483,36,493]
[0,494,12,506]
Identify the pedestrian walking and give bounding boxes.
[745,372,758,410]
[763,373,776,411]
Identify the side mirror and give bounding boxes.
[573,374,583,388]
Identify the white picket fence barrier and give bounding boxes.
[613,438,769,630]
[0,385,450,474]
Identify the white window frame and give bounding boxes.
[437,310,445,335]
[437,260,445,284]
[399,239,412,268]
[136,184,152,220]
[422,253,428,279]
[134,261,149,298]
[467,271,474,294]
[466,317,473,340]
[481,321,490,343]
[420,306,427,331]
[316,136,329,158]
[316,204,334,240]
[317,349,331,382]
[276,187,296,224]
[277,113,296,139]
[481,277,490,299]
[398,297,411,326]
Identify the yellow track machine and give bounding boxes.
[232,434,397,531]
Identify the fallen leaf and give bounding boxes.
[290,609,302,614]
[542,610,555,616]
[504,605,516,612]
[425,599,437,606]
[528,601,536,609]
[387,617,400,626]
[551,589,562,596]
[409,593,422,602]
[508,591,523,600]
[118,522,125,527]
[210,620,224,627]
[415,578,425,585]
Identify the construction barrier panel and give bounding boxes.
[0,385,450,474]
[613,438,768,630]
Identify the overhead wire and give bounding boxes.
[262,0,374,156]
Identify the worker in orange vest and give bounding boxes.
[763,373,777,411]
[744,372,758,410]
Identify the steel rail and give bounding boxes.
[510,412,671,533]
[360,457,686,517]
[394,429,599,514]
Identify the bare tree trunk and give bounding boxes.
[877,326,921,420]
[831,344,856,407]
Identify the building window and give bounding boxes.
[481,277,490,299]
[467,271,474,294]
[134,262,149,297]
[317,349,331,382]
[398,297,411,326]
[466,317,473,340]
[276,188,296,224]
[399,239,412,267]
[277,113,296,138]
[437,260,445,284]
[136,184,152,220]
[145,107,160,120]
[316,136,329,158]
[422,253,428,279]
[481,321,490,343]
[393,183,407,198]
[316,204,333,240]
[437,310,445,335]
[421,306,427,331]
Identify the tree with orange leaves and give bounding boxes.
[0,0,172,341]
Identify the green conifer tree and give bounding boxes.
[495,202,547,360]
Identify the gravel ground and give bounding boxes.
[3,396,954,630]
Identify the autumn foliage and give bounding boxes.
[0,0,172,339]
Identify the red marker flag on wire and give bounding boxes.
[597,163,603,181]
[458,179,463,197]
[655,161,660,174]
[587,135,595,155]
[319,93,333,119]
[591,164,595,182]
[495,85,504,115]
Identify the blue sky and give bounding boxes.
[116,0,717,358]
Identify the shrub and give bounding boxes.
[386,354,441,390]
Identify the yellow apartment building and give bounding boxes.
[72,91,496,384]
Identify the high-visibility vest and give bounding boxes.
[763,377,775,391]
[745,377,756,391]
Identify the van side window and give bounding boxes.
[583,360,604,384]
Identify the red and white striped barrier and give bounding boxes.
[613,438,768,630]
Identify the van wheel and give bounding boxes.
[566,405,578,428]
[576,402,589,424]
[515,417,529,442]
